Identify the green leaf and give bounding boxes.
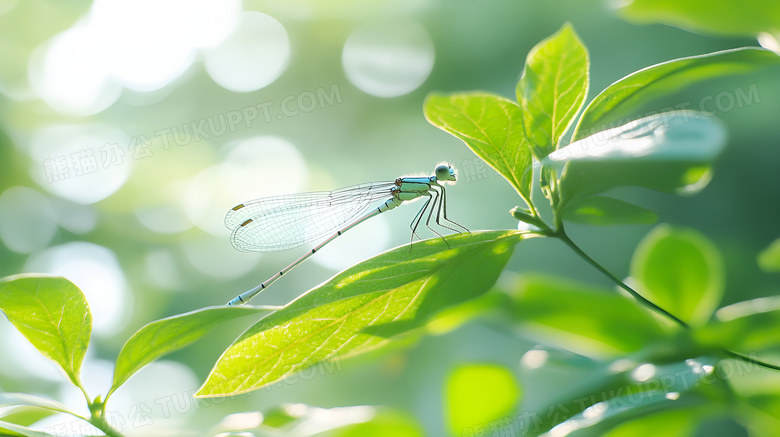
[602,408,699,437]
[0,393,72,415]
[0,420,50,437]
[517,23,589,159]
[617,0,780,37]
[557,399,708,437]
[197,231,525,397]
[0,393,93,436]
[572,48,780,141]
[543,111,727,210]
[0,275,91,387]
[424,93,533,201]
[561,196,658,226]
[507,275,667,357]
[248,405,423,436]
[631,225,724,327]
[446,363,519,436]
[109,305,276,397]
[0,407,56,428]
[694,296,780,353]
[329,409,425,437]
[758,238,780,272]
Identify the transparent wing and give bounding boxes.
[226,181,397,252]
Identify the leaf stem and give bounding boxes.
[555,227,689,328]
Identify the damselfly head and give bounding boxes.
[434,163,457,183]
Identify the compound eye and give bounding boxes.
[435,164,450,179]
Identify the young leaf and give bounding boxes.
[561,196,658,226]
[617,0,780,38]
[445,364,520,436]
[0,420,50,437]
[572,48,780,141]
[694,296,780,353]
[0,275,91,387]
[603,409,698,437]
[424,93,533,201]
[631,225,724,327]
[517,23,589,159]
[0,393,72,416]
[197,231,526,397]
[109,305,276,397]
[542,111,727,211]
[0,406,56,429]
[552,396,707,437]
[506,275,668,357]
[758,238,780,272]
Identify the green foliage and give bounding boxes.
[445,364,520,435]
[197,231,525,396]
[245,405,425,436]
[695,296,780,352]
[2,20,779,437]
[109,305,275,398]
[424,93,533,201]
[758,238,780,272]
[507,275,667,357]
[631,225,724,327]
[544,111,726,218]
[0,393,85,437]
[0,275,91,387]
[572,48,780,141]
[561,196,658,226]
[516,23,589,159]
[617,0,780,37]
[603,409,699,437]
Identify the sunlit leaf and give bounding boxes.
[329,409,424,437]
[445,363,520,436]
[572,48,779,142]
[252,405,423,437]
[546,391,708,436]
[543,111,727,211]
[0,275,91,387]
[0,393,92,437]
[617,0,780,37]
[561,196,658,226]
[758,238,780,272]
[196,231,525,397]
[517,23,589,159]
[109,305,276,397]
[0,393,72,415]
[424,93,533,201]
[0,406,56,428]
[507,275,667,357]
[0,420,49,437]
[603,408,699,437]
[631,225,724,327]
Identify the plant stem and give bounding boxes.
[88,416,125,437]
[726,350,780,372]
[555,228,689,329]
[553,227,780,372]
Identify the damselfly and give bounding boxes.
[225,163,467,305]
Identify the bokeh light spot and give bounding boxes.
[204,11,291,92]
[29,124,132,205]
[0,186,57,253]
[342,20,434,98]
[28,22,121,116]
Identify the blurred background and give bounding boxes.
[0,0,778,435]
